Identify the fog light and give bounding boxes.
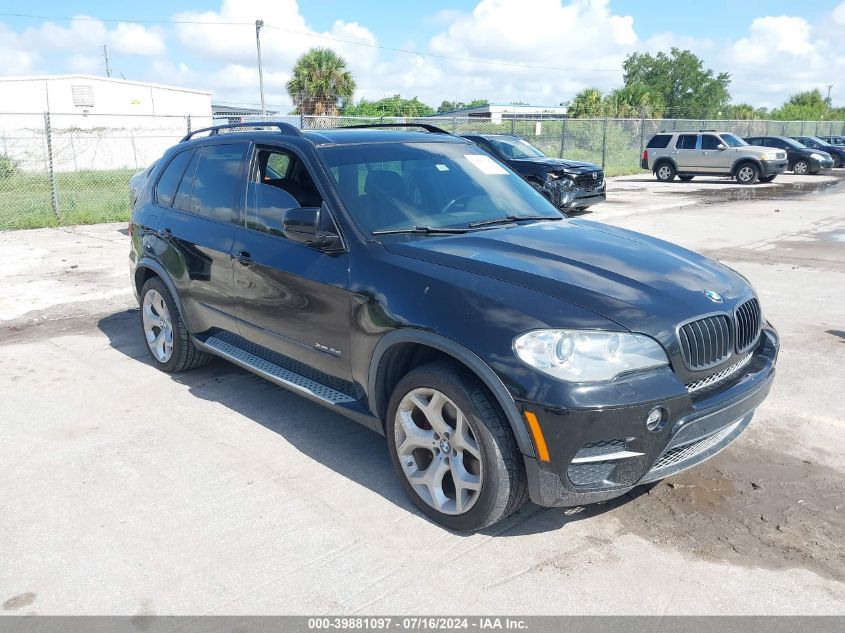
[646,407,667,432]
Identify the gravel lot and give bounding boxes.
[1,173,844,615]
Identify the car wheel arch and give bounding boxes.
[367,329,535,458]
[134,259,190,332]
[731,157,763,176]
[652,157,678,175]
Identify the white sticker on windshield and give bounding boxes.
[464,154,508,175]
[435,163,449,171]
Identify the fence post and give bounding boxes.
[186,114,192,136]
[601,118,608,169]
[43,111,60,224]
[639,118,645,158]
[452,117,457,134]
[800,120,805,134]
[765,120,770,135]
[559,117,568,158]
[510,116,515,135]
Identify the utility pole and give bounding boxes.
[825,84,834,110]
[102,44,111,78]
[255,20,266,116]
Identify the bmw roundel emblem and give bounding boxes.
[704,289,724,303]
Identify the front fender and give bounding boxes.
[368,328,536,457]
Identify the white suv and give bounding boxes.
[641,130,788,184]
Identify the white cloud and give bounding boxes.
[0,15,166,79]
[1,1,844,111]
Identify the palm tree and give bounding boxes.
[286,48,356,116]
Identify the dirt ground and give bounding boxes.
[0,172,843,615]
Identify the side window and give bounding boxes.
[646,134,672,149]
[676,134,697,149]
[191,143,249,223]
[248,148,324,237]
[700,135,722,150]
[173,150,200,212]
[154,149,194,207]
[767,139,784,149]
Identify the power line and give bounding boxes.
[0,12,623,74]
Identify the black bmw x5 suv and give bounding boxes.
[130,122,778,530]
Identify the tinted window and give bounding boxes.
[646,134,672,149]
[676,135,697,149]
[154,150,193,207]
[173,150,200,212]
[701,135,722,150]
[190,143,248,223]
[246,183,300,236]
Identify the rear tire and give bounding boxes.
[655,162,676,182]
[386,360,528,531]
[735,162,760,185]
[792,159,810,175]
[759,175,776,183]
[833,155,842,168]
[678,175,694,182]
[139,277,210,373]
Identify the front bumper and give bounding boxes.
[550,179,607,210]
[809,155,835,171]
[761,159,788,176]
[519,326,779,507]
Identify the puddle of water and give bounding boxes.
[663,175,844,204]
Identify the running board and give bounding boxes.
[203,335,357,405]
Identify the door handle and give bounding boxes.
[233,251,253,265]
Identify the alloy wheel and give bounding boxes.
[142,289,174,363]
[737,166,755,183]
[657,166,672,180]
[394,388,483,515]
[793,161,809,175]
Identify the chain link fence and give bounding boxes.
[1,111,843,230]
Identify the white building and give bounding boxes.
[0,75,213,171]
[433,103,569,123]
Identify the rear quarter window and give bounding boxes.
[154,150,194,207]
[646,134,672,149]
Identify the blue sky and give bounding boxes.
[1,0,843,111]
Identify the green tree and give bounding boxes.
[568,88,604,117]
[771,89,829,120]
[342,95,435,117]
[603,83,665,118]
[723,103,763,120]
[286,48,356,116]
[435,99,489,113]
[622,48,731,118]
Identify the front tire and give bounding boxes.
[759,175,776,183]
[655,162,676,182]
[792,159,810,175]
[678,175,694,182]
[139,277,210,373]
[386,361,528,531]
[735,162,760,185]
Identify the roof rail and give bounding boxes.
[659,129,718,133]
[180,121,303,142]
[339,123,450,134]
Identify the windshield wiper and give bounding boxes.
[468,215,562,228]
[371,225,472,236]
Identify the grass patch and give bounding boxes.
[0,168,134,230]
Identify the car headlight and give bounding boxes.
[513,329,669,382]
[760,153,778,161]
[810,153,826,161]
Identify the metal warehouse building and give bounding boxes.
[0,75,212,172]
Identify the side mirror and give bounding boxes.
[282,203,341,249]
[717,144,726,151]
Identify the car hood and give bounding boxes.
[510,157,599,171]
[383,219,751,341]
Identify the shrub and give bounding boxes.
[0,154,18,179]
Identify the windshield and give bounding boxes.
[318,142,560,234]
[487,137,547,160]
[720,134,747,148]
[779,137,804,149]
[806,136,829,146]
